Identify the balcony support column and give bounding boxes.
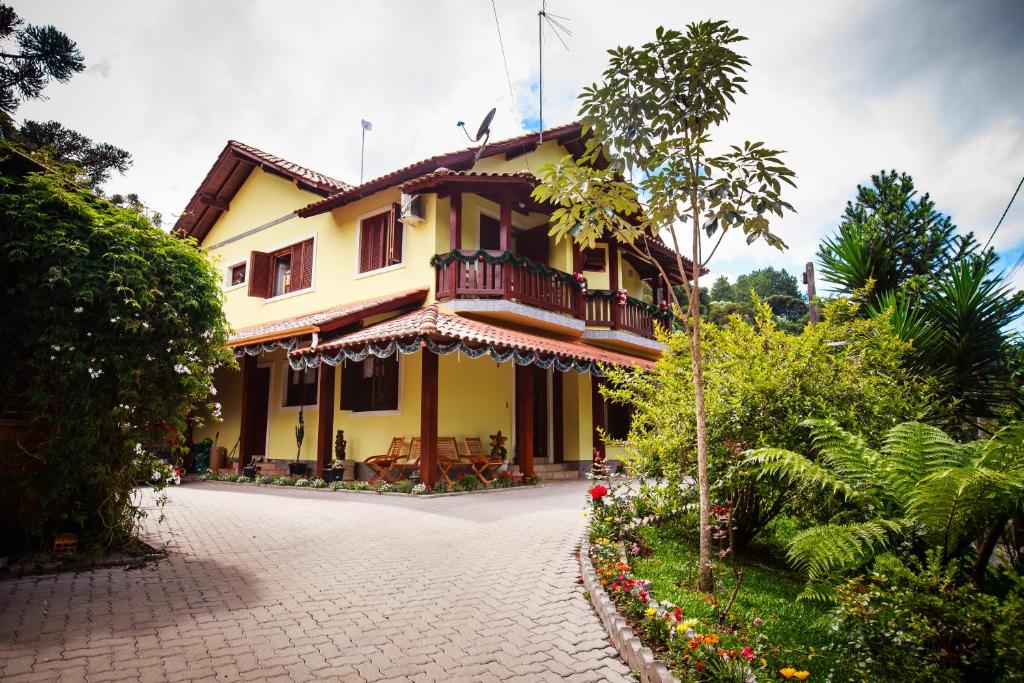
[608,240,620,329]
[420,347,439,489]
[448,192,462,297]
[499,193,512,251]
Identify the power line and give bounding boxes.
[490,0,519,121]
[983,173,1024,251]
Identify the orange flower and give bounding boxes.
[793,673,810,681]
[780,668,797,679]
[702,633,720,646]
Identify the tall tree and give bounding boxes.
[734,266,801,300]
[0,3,84,116]
[709,275,735,302]
[535,21,795,592]
[18,119,131,189]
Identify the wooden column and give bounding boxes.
[552,371,564,463]
[608,240,620,329]
[591,375,606,459]
[805,261,820,325]
[315,363,335,477]
[499,193,512,251]
[448,193,462,298]
[515,363,535,477]
[419,348,439,488]
[238,354,257,473]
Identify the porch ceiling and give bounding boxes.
[289,304,656,372]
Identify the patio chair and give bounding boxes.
[463,437,505,484]
[437,437,470,485]
[392,438,422,481]
[365,437,405,483]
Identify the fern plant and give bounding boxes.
[747,419,1024,599]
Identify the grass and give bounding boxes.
[630,518,848,678]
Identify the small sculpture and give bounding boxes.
[591,447,609,479]
[489,430,508,460]
[334,429,347,461]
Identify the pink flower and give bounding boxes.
[741,646,755,661]
[752,617,763,627]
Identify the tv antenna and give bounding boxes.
[457,107,497,161]
[538,1,571,143]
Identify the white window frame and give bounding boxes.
[260,232,318,304]
[353,206,406,280]
[225,259,248,291]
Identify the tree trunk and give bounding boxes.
[972,514,1008,587]
[690,202,714,593]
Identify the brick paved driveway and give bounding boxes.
[0,482,632,682]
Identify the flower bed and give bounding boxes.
[195,469,539,496]
[582,480,818,682]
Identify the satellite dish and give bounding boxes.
[458,107,497,161]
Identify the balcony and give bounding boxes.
[433,251,670,348]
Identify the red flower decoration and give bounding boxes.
[589,485,608,500]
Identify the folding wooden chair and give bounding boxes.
[392,438,422,481]
[437,437,468,485]
[463,437,505,484]
[365,437,405,483]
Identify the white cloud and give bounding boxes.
[11,0,1023,292]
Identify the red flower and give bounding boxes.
[741,646,755,661]
[589,485,608,500]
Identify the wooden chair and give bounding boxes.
[392,438,422,481]
[463,437,505,484]
[437,437,469,485]
[365,437,405,483]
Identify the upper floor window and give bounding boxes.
[248,237,314,299]
[479,213,501,251]
[285,366,318,407]
[340,355,399,412]
[358,204,403,274]
[582,247,607,271]
[228,262,246,287]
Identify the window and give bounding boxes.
[285,366,318,407]
[582,247,607,271]
[340,354,399,412]
[358,204,403,274]
[605,400,634,440]
[229,262,246,287]
[479,213,501,251]
[248,237,314,298]
[272,252,291,297]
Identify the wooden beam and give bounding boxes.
[449,192,462,250]
[238,354,257,473]
[591,376,606,459]
[552,371,564,464]
[499,193,512,251]
[199,193,229,211]
[516,363,535,477]
[420,348,439,488]
[315,364,335,477]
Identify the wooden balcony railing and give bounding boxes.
[434,250,580,318]
[433,252,670,340]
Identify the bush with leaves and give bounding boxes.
[0,155,231,550]
[603,298,931,551]
[747,420,1024,598]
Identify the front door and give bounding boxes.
[243,365,271,462]
[533,365,549,463]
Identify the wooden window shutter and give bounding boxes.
[359,216,385,273]
[291,238,314,291]
[388,202,403,265]
[248,251,271,297]
[340,360,362,410]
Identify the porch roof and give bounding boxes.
[289,305,656,374]
[228,288,429,349]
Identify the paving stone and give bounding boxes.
[0,481,629,681]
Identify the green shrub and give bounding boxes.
[235,475,250,483]
[310,478,326,488]
[376,483,395,493]
[293,478,309,487]
[492,471,514,488]
[432,481,448,493]
[199,469,215,481]
[829,552,1024,681]
[522,474,540,486]
[223,473,239,483]
[350,481,369,491]
[394,479,414,494]
[411,483,427,495]
[329,481,345,491]
[254,475,271,486]
[273,477,294,486]
[456,475,480,491]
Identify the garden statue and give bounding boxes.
[294,405,305,461]
[489,430,508,460]
[590,447,609,479]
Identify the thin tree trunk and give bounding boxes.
[689,195,713,593]
[972,514,1008,587]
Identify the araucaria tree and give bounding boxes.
[534,21,795,591]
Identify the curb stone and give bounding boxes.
[579,533,680,683]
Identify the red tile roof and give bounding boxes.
[229,289,428,347]
[292,305,655,371]
[296,122,584,218]
[173,140,351,243]
[398,168,537,193]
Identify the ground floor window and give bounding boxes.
[285,366,318,407]
[340,354,399,412]
[605,398,634,440]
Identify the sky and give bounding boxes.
[12,0,1024,292]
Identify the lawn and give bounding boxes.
[629,519,850,679]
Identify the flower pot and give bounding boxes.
[242,466,256,479]
[322,467,344,483]
[288,462,308,477]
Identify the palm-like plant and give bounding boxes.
[747,419,1024,599]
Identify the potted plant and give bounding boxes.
[288,406,307,477]
[321,430,347,482]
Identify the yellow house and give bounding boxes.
[179,124,690,486]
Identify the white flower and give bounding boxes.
[88,367,103,379]
[134,443,145,455]
[73,307,83,314]
[209,386,217,396]
[110,317,119,323]
[146,355,154,361]
[51,344,61,352]
[141,322,150,329]
[173,363,191,375]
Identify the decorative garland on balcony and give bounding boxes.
[584,289,676,323]
[234,336,298,358]
[289,336,608,376]
[429,250,585,289]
